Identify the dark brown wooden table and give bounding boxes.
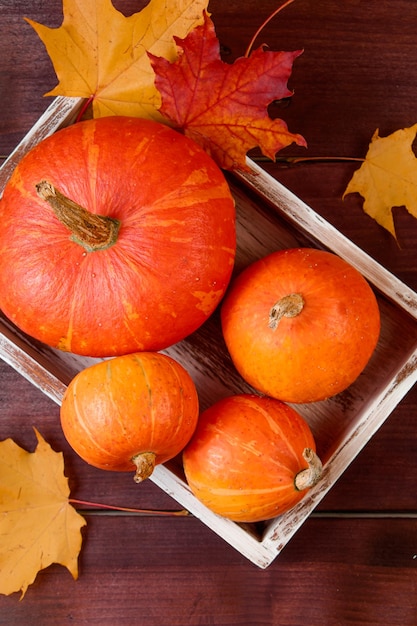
[1,1,417,623]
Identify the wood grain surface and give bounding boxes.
[1,1,417,624]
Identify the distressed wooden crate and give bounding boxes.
[1,97,417,569]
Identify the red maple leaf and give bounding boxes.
[149,11,306,170]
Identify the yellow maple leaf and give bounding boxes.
[344,124,417,239]
[25,0,208,119]
[0,429,86,599]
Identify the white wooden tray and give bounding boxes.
[1,97,417,568]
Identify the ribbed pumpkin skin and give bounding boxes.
[221,248,380,403]
[0,116,236,356]
[60,352,199,472]
[183,394,318,522]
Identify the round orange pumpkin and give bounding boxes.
[183,394,322,522]
[60,352,199,482]
[0,116,236,357]
[221,247,380,403]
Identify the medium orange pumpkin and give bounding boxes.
[183,394,322,522]
[0,116,236,357]
[60,352,199,482]
[221,247,380,403]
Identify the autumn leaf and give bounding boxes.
[344,124,417,239]
[0,429,86,599]
[25,0,209,119]
[149,11,306,170]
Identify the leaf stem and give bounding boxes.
[253,155,365,165]
[75,95,94,122]
[69,498,190,517]
[245,0,298,57]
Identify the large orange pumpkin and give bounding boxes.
[183,394,322,522]
[0,116,236,356]
[221,248,380,403]
[60,352,199,482]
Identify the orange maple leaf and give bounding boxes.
[149,12,306,170]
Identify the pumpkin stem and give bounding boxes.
[294,448,323,491]
[36,180,121,252]
[132,451,157,483]
[268,292,304,330]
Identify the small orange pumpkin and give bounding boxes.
[183,394,322,522]
[221,247,380,403]
[60,352,199,482]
